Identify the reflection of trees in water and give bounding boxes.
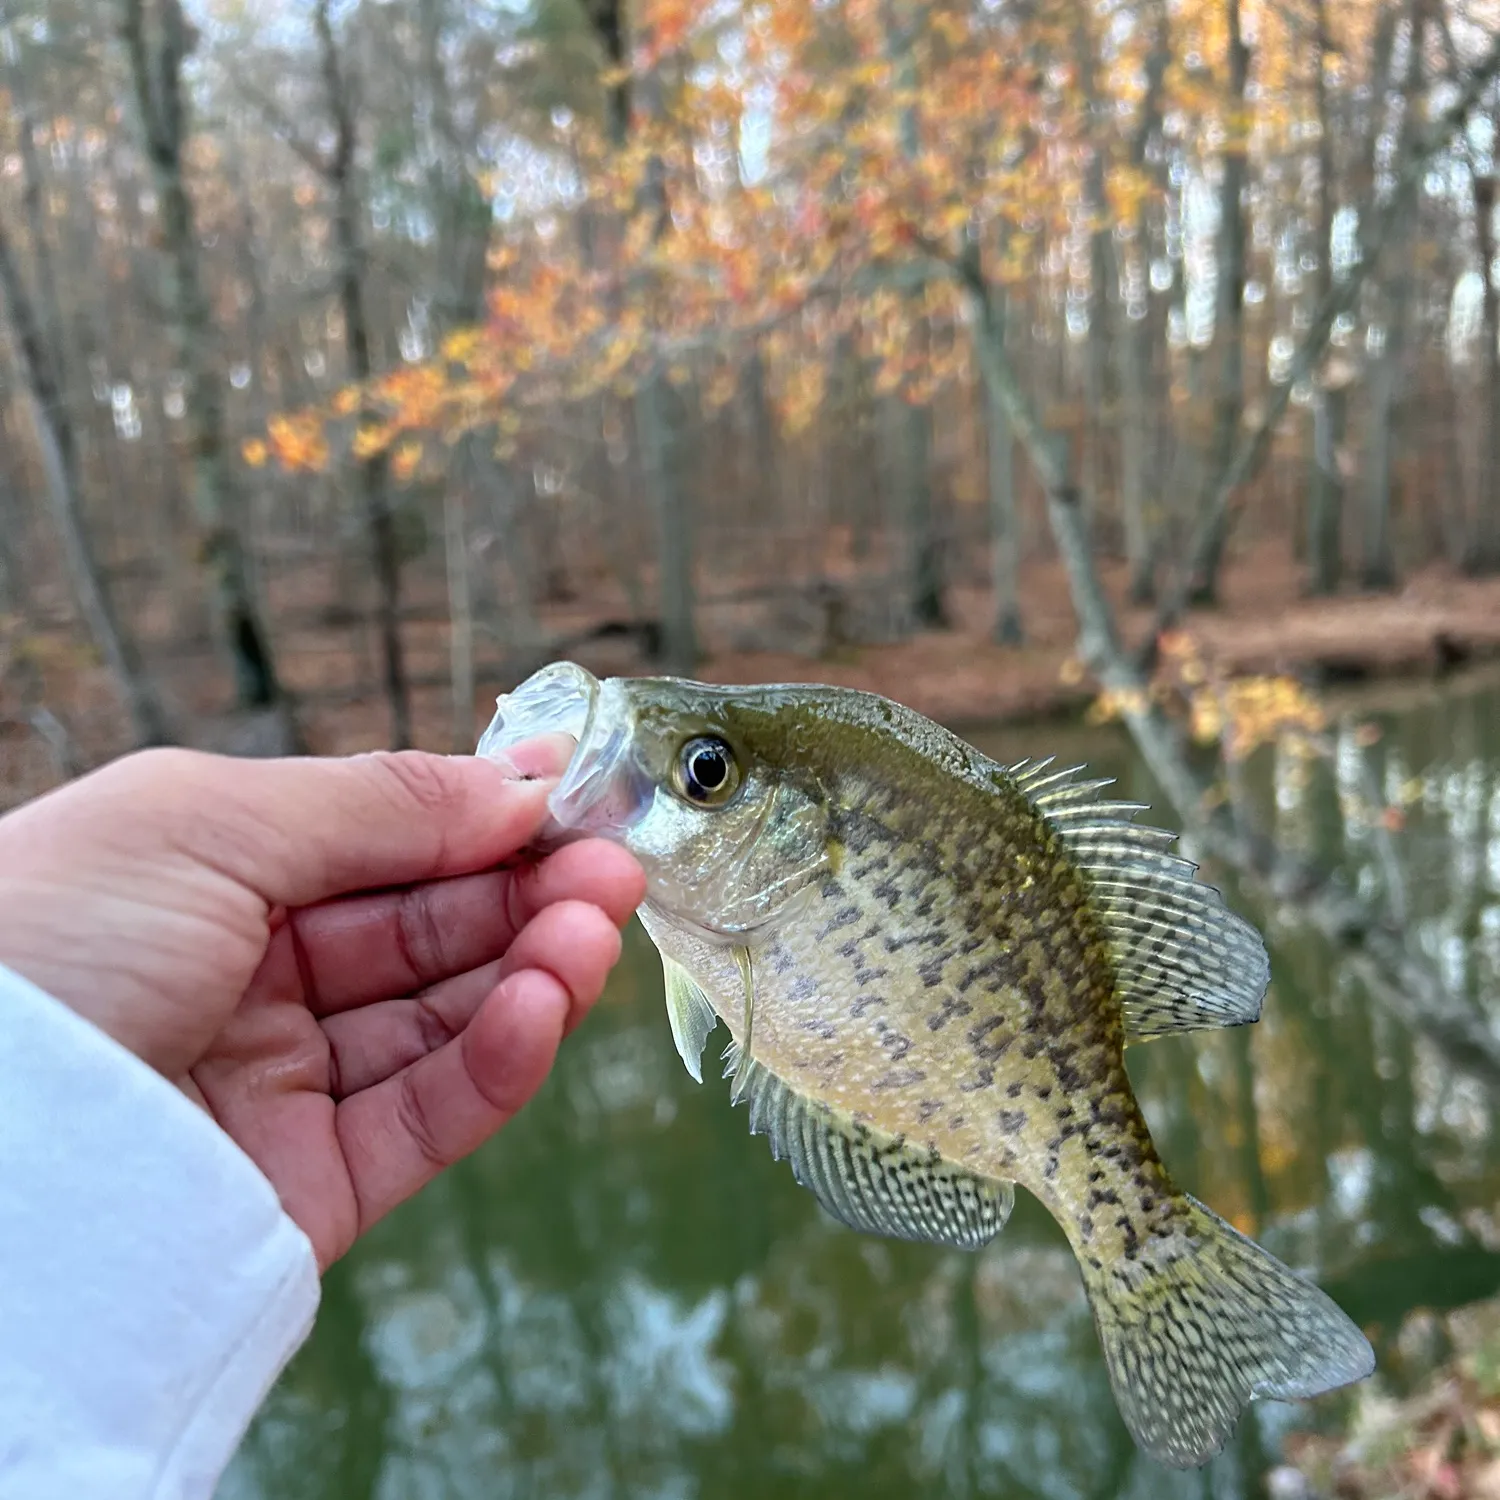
[227,683,1500,1500]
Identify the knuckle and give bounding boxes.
[367,751,462,820]
[393,886,450,986]
[394,1068,448,1172]
[104,745,214,794]
[412,990,459,1053]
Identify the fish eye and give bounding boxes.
[673,735,741,806]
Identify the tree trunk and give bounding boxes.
[0,210,169,746]
[986,346,1024,645]
[885,0,946,628]
[1117,232,1156,603]
[1308,383,1348,594]
[1472,172,1500,573]
[901,382,945,629]
[119,0,285,718]
[1362,0,1426,589]
[1119,6,1170,602]
[444,482,474,752]
[1074,6,1112,533]
[315,0,411,749]
[635,378,696,672]
[416,0,492,330]
[1186,0,1250,605]
[1362,346,1402,589]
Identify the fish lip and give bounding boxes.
[476,662,653,842]
[478,660,599,767]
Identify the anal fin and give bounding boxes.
[723,1042,1014,1252]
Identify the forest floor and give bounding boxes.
[6,540,1500,809]
[1278,1294,1500,1500]
[688,542,1500,731]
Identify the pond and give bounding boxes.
[222,667,1500,1500]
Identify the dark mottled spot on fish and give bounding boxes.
[917,1099,943,1124]
[997,1109,1026,1134]
[1005,1080,1024,1099]
[959,1066,994,1093]
[872,1067,925,1091]
[835,937,860,960]
[958,956,1007,994]
[882,1032,912,1061]
[799,1017,837,1040]
[917,954,946,988]
[788,974,818,1003]
[926,995,973,1032]
[968,1015,1013,1062]
[817,905,860,939]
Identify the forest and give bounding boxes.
[7,1,1500,1493]
[2,0,1499,785]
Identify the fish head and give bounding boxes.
[478,661,833,939]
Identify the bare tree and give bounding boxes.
[313,0,412,749]
[118,0,289,729]
[1185,0,1251,605]
[0,214,169,746]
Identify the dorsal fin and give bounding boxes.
[1005,758,1270,1042]
[722,1042,1014,1251]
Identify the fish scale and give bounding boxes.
[739,765,1188,1282]
[477,662,1376,1471]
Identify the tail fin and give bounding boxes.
[1082,1196,1374,1469]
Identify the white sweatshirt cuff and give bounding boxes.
[0,963,321,1500]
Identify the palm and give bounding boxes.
[184,849,642,1270]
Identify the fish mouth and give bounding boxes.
[476,661,654,844]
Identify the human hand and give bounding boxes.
[0,743,644,1270]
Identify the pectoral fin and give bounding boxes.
[722,1042,1014,1251]
[661,954,718,1083]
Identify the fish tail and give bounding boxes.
[1079,1195,1374,1469]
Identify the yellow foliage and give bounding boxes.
[391,441,423,483]
[251,0,1382,471]
[266,414,328,473]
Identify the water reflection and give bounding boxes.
[223,672,1500,1500]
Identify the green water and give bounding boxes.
[223,671,1500,1500]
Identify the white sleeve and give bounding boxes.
[0,963,321,1500]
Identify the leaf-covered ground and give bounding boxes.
[1278,1300,1500,1500]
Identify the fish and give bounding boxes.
[477,660,1375,1469]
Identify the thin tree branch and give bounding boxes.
[1145,29,1500,657]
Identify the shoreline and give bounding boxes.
[674,562,1500,733]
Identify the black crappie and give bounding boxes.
[477,661,1375,1468]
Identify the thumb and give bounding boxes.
[11,741,575,911]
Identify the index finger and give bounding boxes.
[288,837,644,1015]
